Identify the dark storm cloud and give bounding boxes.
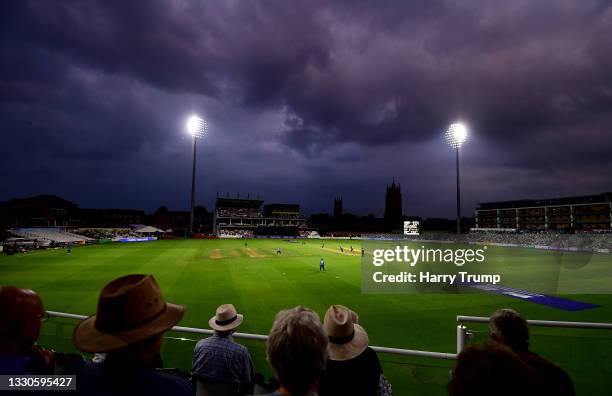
[1,0,611,216]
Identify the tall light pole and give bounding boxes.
[186,114,208,237]
[445,123,468,234]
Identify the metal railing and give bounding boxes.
[46,310,612,359]
[46,311,456,360]
[457,315,612,329]
[456,315,612,353]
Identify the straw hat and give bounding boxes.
[209,304,244,331]
[73,274,185,353]
[323,305,369,361]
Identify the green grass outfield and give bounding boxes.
[1,238,612,395]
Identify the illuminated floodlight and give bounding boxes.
[187,115,208,138]
[444,121,469,235]
[186,113,208,237]
[445,122,468,149]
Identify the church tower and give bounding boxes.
[384,181,403,230]
[333,197,343,218]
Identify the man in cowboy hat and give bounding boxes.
[192,303,254,388]
[318,305,387,396]
[0,286,54,374]
[69,274,191,396]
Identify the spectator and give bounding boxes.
[448,343,538,396]
[319,305,390,396]
[260,306,328,396]
[192,304,254,388]
[69,274,191,396]
[0,286,54,374]
[490,308,575,395]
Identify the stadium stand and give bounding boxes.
[475,192,612,232]
[73,228,144,241]
[403,230,612,252]
[214,197,307,238]
[299,230,321,238]
[218,229,254,238]
[11,228,93,245]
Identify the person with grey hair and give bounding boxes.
[259,306,328,396]
[489,308,575,396]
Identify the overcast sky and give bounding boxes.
[1,0,611,217]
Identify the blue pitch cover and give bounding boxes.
[469,284,599,311]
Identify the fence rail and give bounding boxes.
[457,315,612,330]
[456,314,612,353]
[46,311,456,360]
[46,310,612,359]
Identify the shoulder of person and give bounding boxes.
[153,370,192,395]
[521,351,566,373]
[229,342,251,359]
[0,355,31,375]
[195,336,214,347]
[361,346,381,361]
[362,347,383,371]
[250,393,281,396]
[519,351,574,390]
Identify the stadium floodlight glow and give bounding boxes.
[445,122,469,235]
[186,114,208,237]
[445,122,468,149]
[187,115,208,139]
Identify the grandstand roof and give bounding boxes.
[134,225,165,233]
[477,192,612,210]
[216,197,263,209]
[0,194,78,209]
[265,203,299,210]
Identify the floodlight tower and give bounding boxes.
[445,123,468,234]
[186,115,208,237]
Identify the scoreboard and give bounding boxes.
[403,220,420,236]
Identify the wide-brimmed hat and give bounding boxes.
[323,305,368,361]
[73,274,185,353]
[209,304,244,331]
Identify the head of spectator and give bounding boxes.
[70,274,191,395]
[0,286,46,355]
[489,308,575,396]
[319,305,385,396]
[448,343,537,396]
[73,274,185,361]
[323,305,367,361]
[209,303,243,335]
[192,303,253,386]
[0,286,55,375]
[489,308,529,352]
[266,306,328,396]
